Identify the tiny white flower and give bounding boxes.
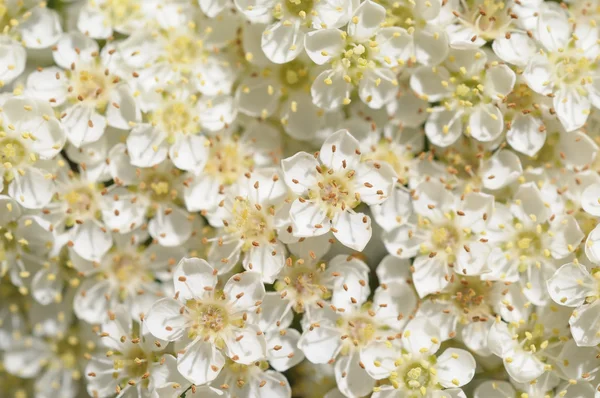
[145,257,267,385]
[282,129,396,251]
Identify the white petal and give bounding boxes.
[554,87,591,132]
[504,348,545,383]
[319,129,361,170]
[224,271,265,312]
[305,29,345,65]
[402,317,441,355]
[169,134,209,173]
[244,242,286,283]
[52,32,99,70]
[173,257,217,301]
[106,84,140,130]
[536,8,570,52]
[412,255,450,297]
[267,329,304,371]
[298,325,342,364]
[436,348,476,388]
[425,109,463,147]
[523,54,553,95]
[0,37,26,85]
[71,220,112,261]
[335,351,375,398]
[77,6,112,39]
[281,152,319,195]
[126,124,168,167]
[358,68,399,109]
[347,1,386,42]
[410,66,450,101]
[333,210,372,251]
[146,298,189,341]
[492,33,536,67]
[360,341,397,379]
[289,199,330,238]
[468,105,504,142]
[148,206,193,247]
[224,324,267,364]
[261,20,304,64]
[481,149,522,190]
[311,69,351,110]
[9,167,55,209]
[177,339,225,385]
[569,300,600,347]
[414,27,449,66]
[506,113,545,157]
[474,381,516,398]
[62,103,107,147]
[18,8,62,49]
[485,64,516,98]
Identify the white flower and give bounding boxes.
[361,317,475,398]
[447,0,532,49]
[72,233,184,324]
[4,330,89,398]
[523,8,600,132]
[105,149,195,247]
[77,0,148,39]
[304,1,401,109]
[125,86,234,173]
[485,182,584,305]
[85,307,185,397]
[183,122,282,219]
[211,360,292,398]
[145,258,267,385]
[411,48,516,147]
[298,259,417,398]
[0,3,62,86]
[282,129,396,251]
[206,168,289,281]
[39,167,114,262]
[236,0,354,64]
[548,235,600,347]
[416,271,528,356]
[487,304,573,383]
[258,292,305,371]
[27,32,140,148]
[116,21,240,97]
[383,180,495,297]
[0,96,65,209]
[0,195,56,292]
[376,0,450,66]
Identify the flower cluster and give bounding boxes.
[2,0,600,398]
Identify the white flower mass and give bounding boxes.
[2,0,600,397]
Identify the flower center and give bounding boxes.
[0,138,26,167]
[282,0,315,17]
[187,300,232,339]
[389,356,438,393]
[431,224,460,250]
[63,185,100,225]
[68,67,113,112]
[364,140,412,185]
[384,1,420,29]
[339,315,377,350]
[138,170,178,203]
[308,168,358,218]
[100,0,142,25]
[461,0,512,40]
[225,198,274,250]
[275,260,329,312]
[0,221,18,263]
[512,229,543,260]
[278,60,311,90]
[204,136,253,185]
[150,99,200,139]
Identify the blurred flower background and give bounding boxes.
[1,0,600,397]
